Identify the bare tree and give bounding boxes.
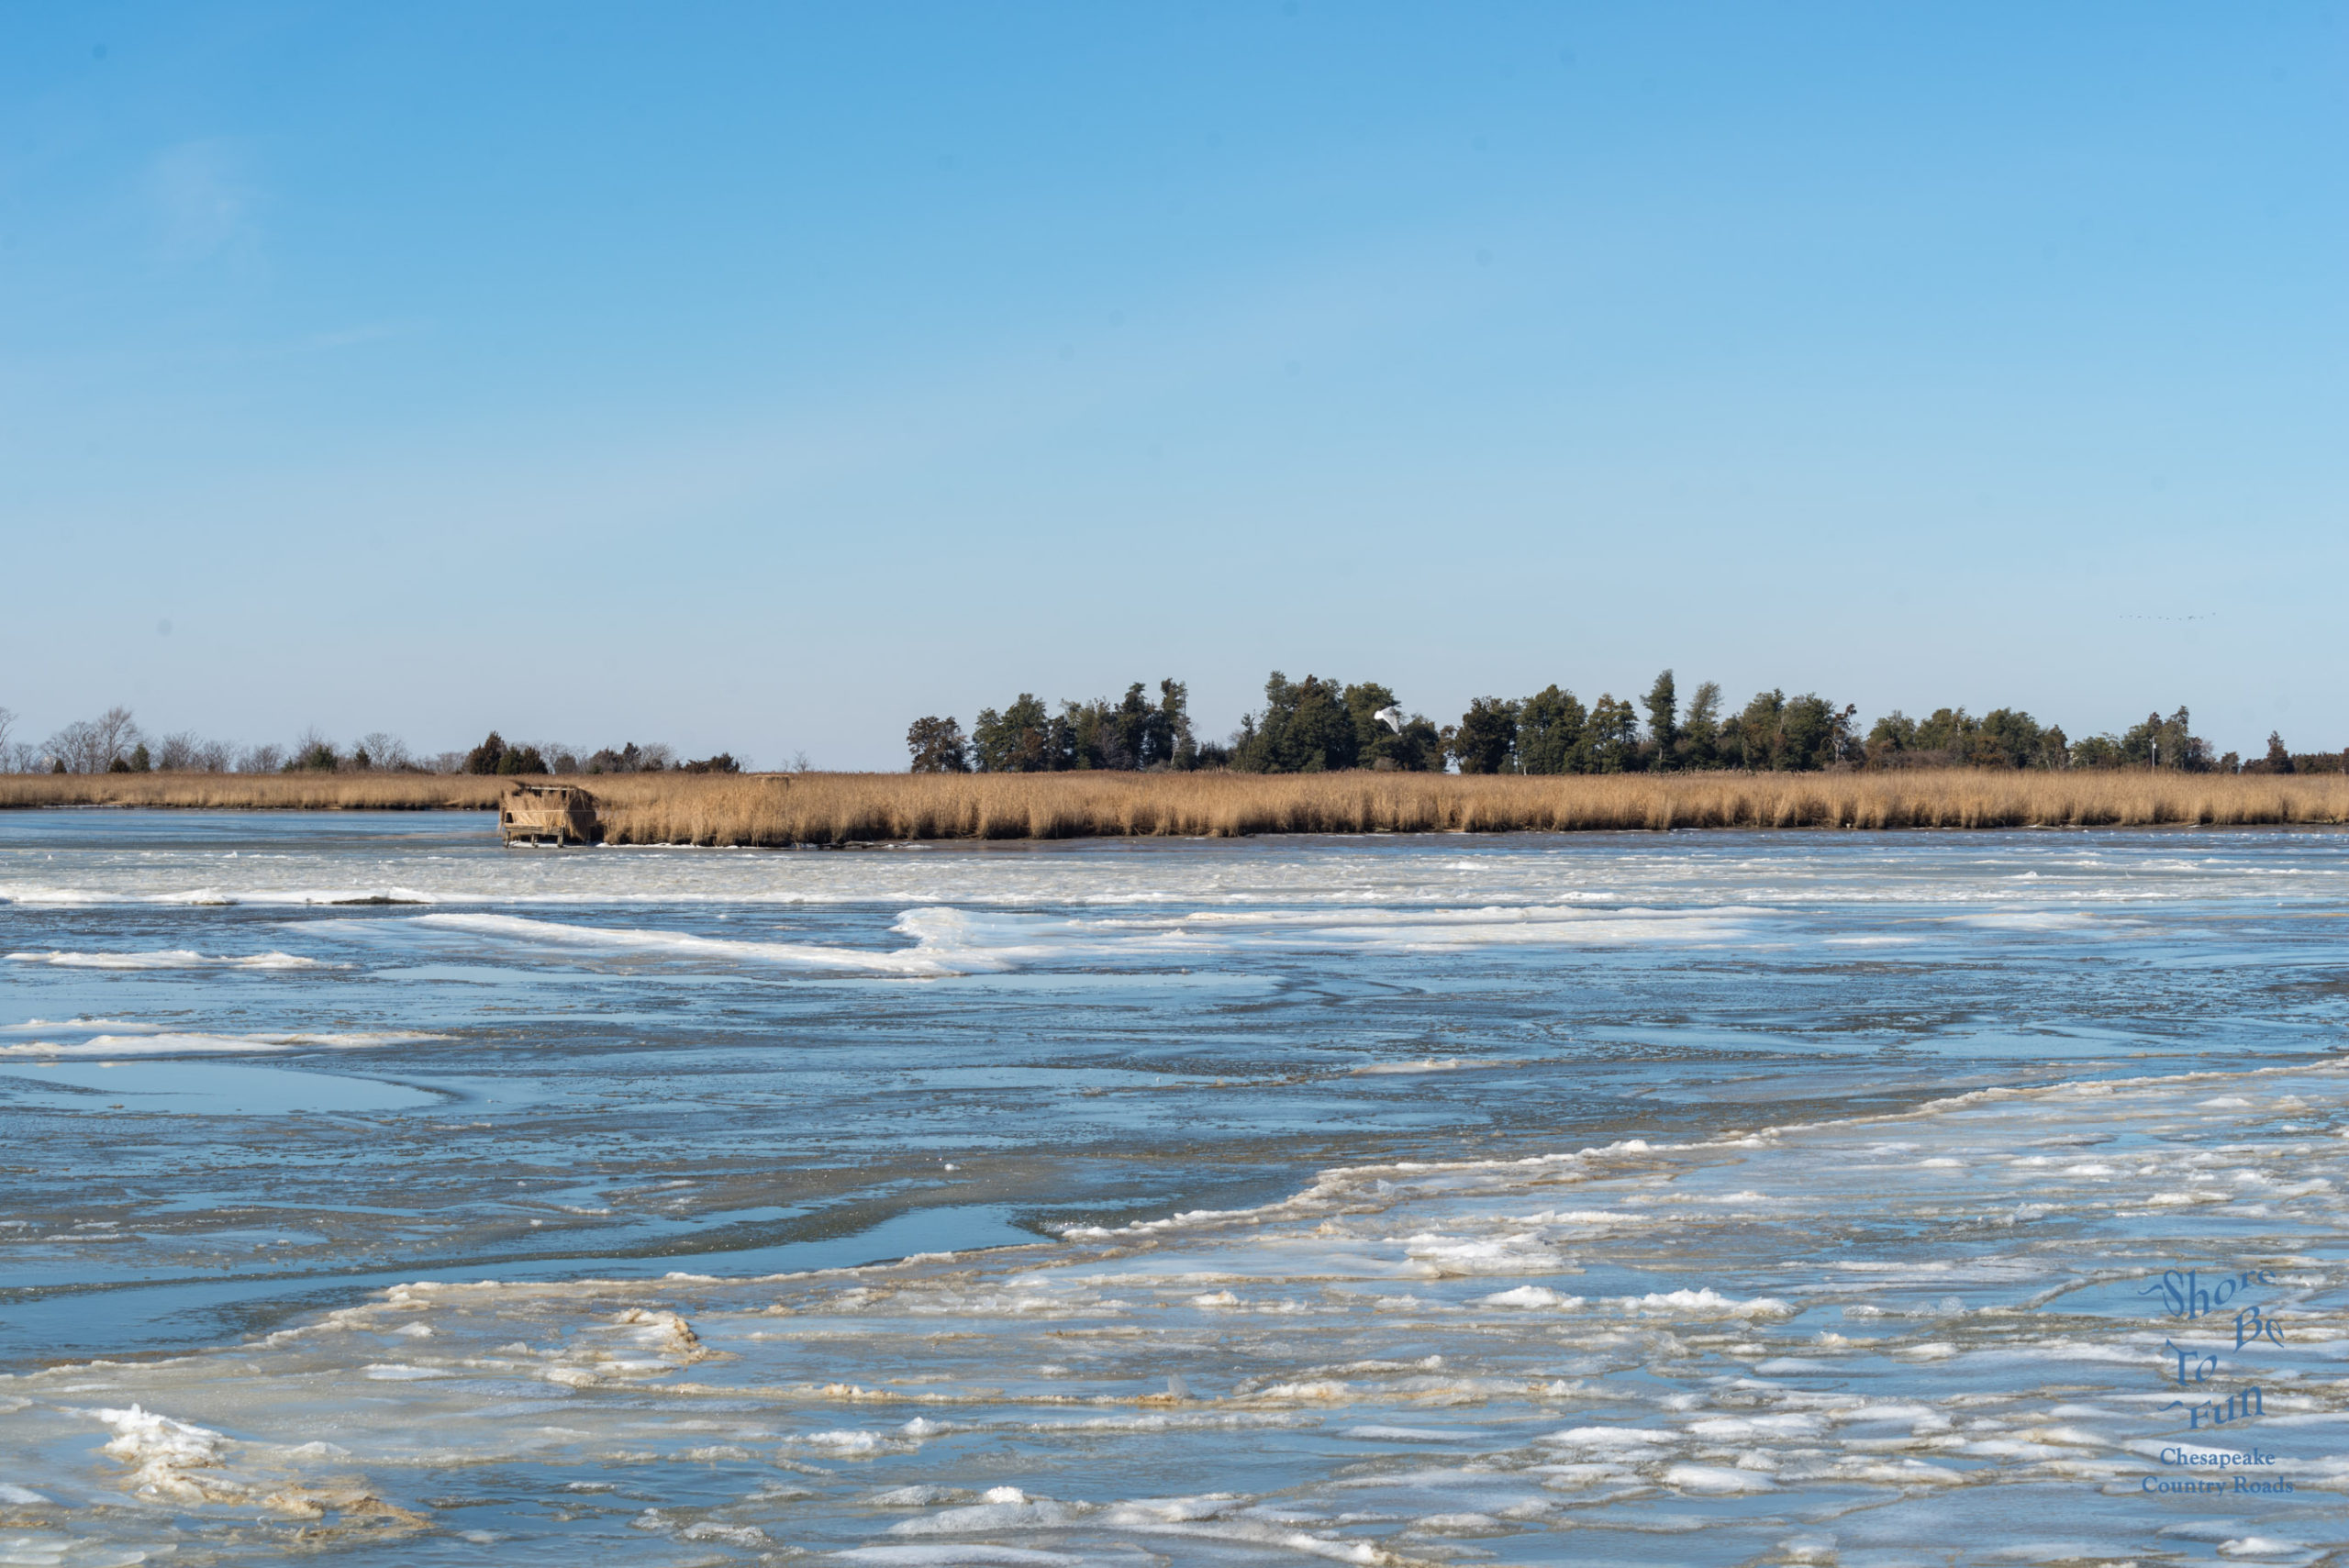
[43,721,95,773]
[354,731,413,772]
[0,707,29,774]
[154,731,230,772]
[43,707,144,773]
[155,732,236,773]
[92,706,139,768]
[236,742,285,774]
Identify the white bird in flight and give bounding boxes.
[1373,706,1405,734]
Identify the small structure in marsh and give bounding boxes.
[500,782,601,846]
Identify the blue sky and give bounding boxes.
[4,4,2342,767]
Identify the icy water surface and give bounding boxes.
[2,812,2346,1564]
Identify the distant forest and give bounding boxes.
[907,672,2349,777]
[6,682,2340,780]
[0,707,760,778]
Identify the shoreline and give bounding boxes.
[4,768,2347,842]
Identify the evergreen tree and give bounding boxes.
[1976,708,2048,769]
[1728,691,1785,769]
[291,737,340,772]
[1044,705,1081,770]
[2072,734,2126,768]
[1287,676,1356,772]
[1717,691,1844,771]
[1340,683,1441,772]
[1679,682,1722,769]
[1827,703,1862,766]
[1586,695,1640,772]
[463,731,508,775]
[1061,699,1108,769]
[1517,685,1589,774]
[906,717,971,773]
[2120,706,2210,771]
[1866,711,1917,765]
[1912,706,1973,754]
[1232,673,1357,772]
[1449,697,1520,773]
[1344,682,1400,760]
[1107,684,1152,768]
[1642,670,1678,771]
[1146,680,1192,768]
[1777,695,1839,771]
[972,695,1053,772]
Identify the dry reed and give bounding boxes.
[7,769,2347,844]
[0,773,507,811]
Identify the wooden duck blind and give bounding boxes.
[500,783,601,846]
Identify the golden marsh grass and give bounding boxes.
[0,773,508,811]
[6,768,2347,843]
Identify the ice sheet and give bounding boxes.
[2,1061,2343,1562]
[6,817,2348,1562]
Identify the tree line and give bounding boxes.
[907,682,1217,773]
[5,689,2336,781]
[908,673,2349,776]
[0,707,771,777]
[458,732,741,776]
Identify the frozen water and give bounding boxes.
[1,812,2345,1562]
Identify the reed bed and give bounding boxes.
[0,773,507,811]
[12,769,2340,843]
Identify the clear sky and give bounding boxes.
[4,4,2343,767]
